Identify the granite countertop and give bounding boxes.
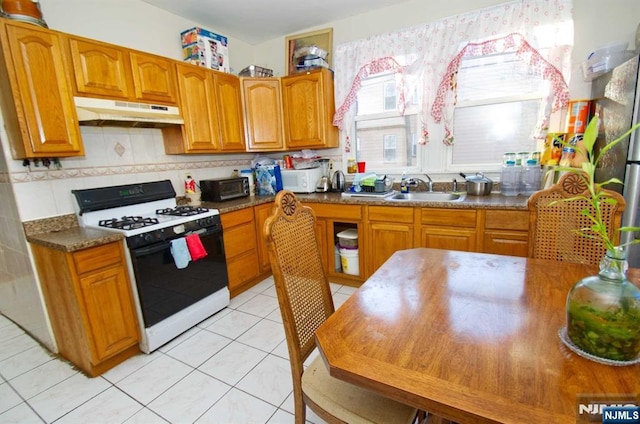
[201,190,530,212]
[23,190,529,253]
[24,213,124,253]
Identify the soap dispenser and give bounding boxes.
[400,172,409,193]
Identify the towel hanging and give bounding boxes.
[186,233,208,261]
[170,238,191,269]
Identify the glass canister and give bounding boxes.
[520,158,542,196]
[500,153,519,196]
[347,158,357,174]
[565,247,640,362]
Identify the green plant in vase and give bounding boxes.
[557,116,640,362]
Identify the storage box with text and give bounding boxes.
[181,27,229,73]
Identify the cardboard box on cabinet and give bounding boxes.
[181,27,229,73]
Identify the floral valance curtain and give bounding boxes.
[332,0,574,146]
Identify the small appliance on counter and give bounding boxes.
[331,170,346,192]
[281,167,323,193]
[316,158,331,193]
[200,176,249,202]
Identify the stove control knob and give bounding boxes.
[143,234,154,243]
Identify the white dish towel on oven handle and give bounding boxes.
[170,238,191,269]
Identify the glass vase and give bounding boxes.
[565,246,640,362]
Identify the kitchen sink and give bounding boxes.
[385,192,465,202]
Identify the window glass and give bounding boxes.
[451,52,546,168]
[355,73,419,172]
[352,52,547,175]
[383,135,397,162]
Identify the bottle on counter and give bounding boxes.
[520,158,542,196]
[500,152,519,196]
[184,174,196,194]
[347,158,357,174]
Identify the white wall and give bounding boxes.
[38,0,255,74]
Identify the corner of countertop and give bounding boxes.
[23,213,124,252]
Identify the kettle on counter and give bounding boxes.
[331,170,346,192]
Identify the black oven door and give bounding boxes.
[129,227,227,328]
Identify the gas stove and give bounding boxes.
[73,180,219,237]
[72,180,229,353]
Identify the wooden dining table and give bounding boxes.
[315,248,640,424]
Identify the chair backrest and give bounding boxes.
[527,172,625,265]
[263,190,335,367]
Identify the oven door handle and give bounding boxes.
[132,242,171,257]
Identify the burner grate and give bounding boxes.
[99,216,160,230]
[156,206,209,217]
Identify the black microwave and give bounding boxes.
[200,177,250,202]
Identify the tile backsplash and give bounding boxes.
[9,127,259,221]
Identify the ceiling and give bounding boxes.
[141,0,409,45]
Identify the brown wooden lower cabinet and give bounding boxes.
[254,202,274,273]
[30,241,140,377]
[418,208,478,252]
[221,206,271,297]
[366,206,415,277]
[234,201,530,290]
[481,209,530,257]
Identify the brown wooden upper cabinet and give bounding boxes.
[163,64,245,154]
[65,35,178,105]
[129,51,178,105]
[281,68,338,149]
[0,18,83,159]
[163,63,220,153]
[241,77,285,152]
[213,72,246,152]
[65,36,133,99]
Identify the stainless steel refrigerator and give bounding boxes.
[590,54,640,267]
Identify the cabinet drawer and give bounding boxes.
[221,208,254,228]
[73,243,122,275]
[224,222,256,257]
[227,251,261,289]
[484,210,530,231]
[309,203,362,220]
[368,206,414,223]
[421,208,476,228]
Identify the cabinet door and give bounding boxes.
[419,208,477,252]
[1,22,83,158]
[66,36,132,99]
[367,206,415,275]
[242,78,284,151]
[369,222,414,273]
[213,72,246,151]
[419,227,477,251]
[129,51,177,104]
[483,230,529,257]
[174,63,220,152]
[482,210,529,256]
[254,202,273,273]
[281,69,338,149]
[221,209,260,295]
[78,265,139,363]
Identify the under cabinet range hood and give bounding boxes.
[74,97,184,128]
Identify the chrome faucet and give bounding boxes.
[407,174,433,192]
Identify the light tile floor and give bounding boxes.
[0,277,357,424]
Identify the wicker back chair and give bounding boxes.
[264,190,418,424]
[527,172,625,265]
